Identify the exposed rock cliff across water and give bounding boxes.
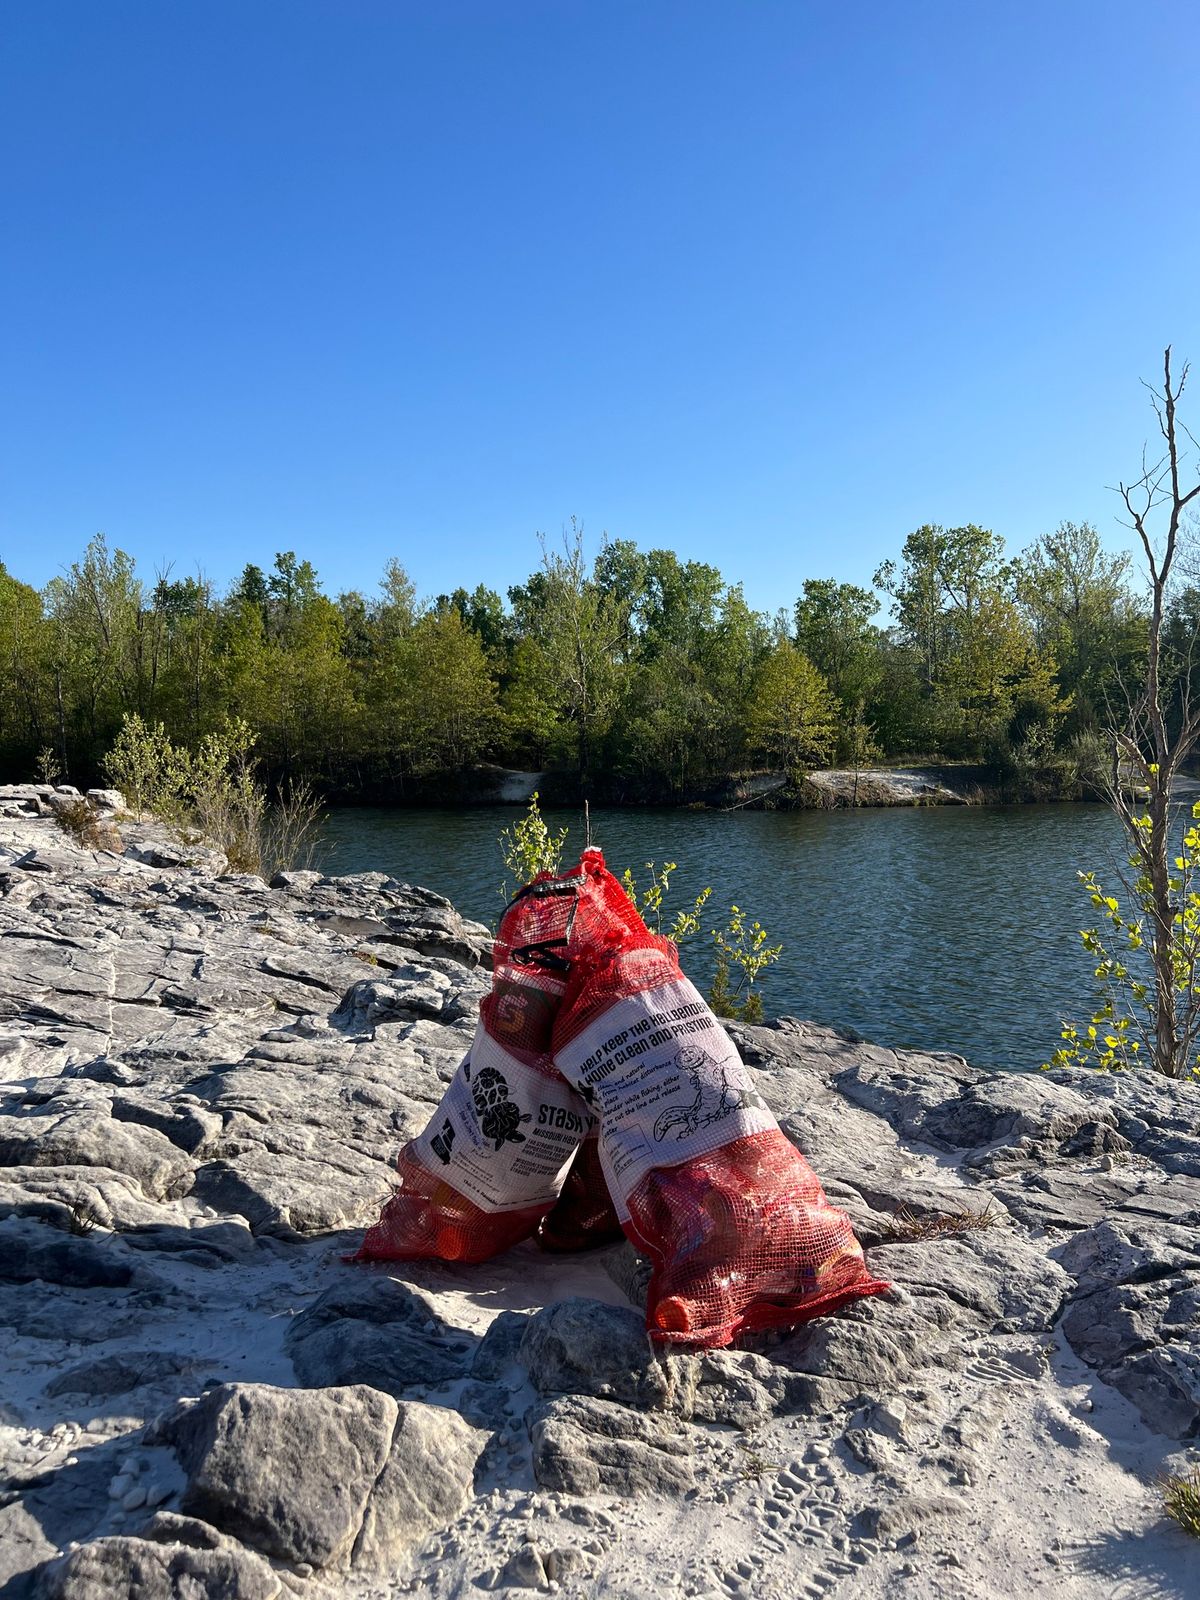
[1,791,1199,1599]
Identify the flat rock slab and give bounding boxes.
[4,811,1200,1600]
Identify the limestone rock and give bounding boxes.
[519,1297,674,1410]
[332,968,454,1033]
[34,1531,283,1599]
[7,805,1200,1599]
[352,1402,487,1568]
[527,1395,699,1496]
[871,1230,1068,1333]
[285,1276,472,1393]
[46,1349,197,1399]
[0,1218,139,1289]
[0,1110,195,1201]
[1062,1274,1200,1437]
[147,1381,397,1567]
[86,789,126,812]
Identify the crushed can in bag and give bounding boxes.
[355,871,593,1264]
[551,848,890,1346]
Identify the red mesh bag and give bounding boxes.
[551,848,890,1347]
[355,872,592,1264]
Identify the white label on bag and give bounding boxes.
[552,976,778,1218]
[410,1023,589,1213]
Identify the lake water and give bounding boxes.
[317,802,1132,1071]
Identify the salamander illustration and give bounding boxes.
[464,1059,532,1151]
[652,1044,765,1142]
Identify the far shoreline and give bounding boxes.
[311,760,1110,812]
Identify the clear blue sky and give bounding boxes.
[3,0,1198,614]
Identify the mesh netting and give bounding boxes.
[625,1130,888,1343]
[357,1146,552,1264]
[355,845,887,1350]
[550,848,890,1347]
[354,867,589,1264]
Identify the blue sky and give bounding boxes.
[2,0,1198,615]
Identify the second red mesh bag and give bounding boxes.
[355,872,592,1264]
[551,848,890,1347]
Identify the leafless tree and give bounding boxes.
[1108,347,1200,1076]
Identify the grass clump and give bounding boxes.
[65,1199,103,1236]
[52,798,104,849]
[1162,1466,1200,1538]
[877,1201,1003,1243]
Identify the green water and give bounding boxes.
[317,802,1127,1071]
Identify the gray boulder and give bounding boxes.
[147,1381,396,1568]
[284,1277,472,1393]
[34,1528,282,1599]
[0,1219,137,1289]
[527,1395,699,1497]
[352,1402,487,1568]
[86,789,126,812]
[332,969,453,1033]
[0,1110,194,1201]
[518,1297,674,1410]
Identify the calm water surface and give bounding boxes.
[317,803,1127,1071]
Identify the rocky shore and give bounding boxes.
[2,790,1199,1599]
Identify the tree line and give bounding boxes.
[0,515,1176,799]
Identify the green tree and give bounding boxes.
[42,533,144,773]
[441,584,510,660]
[746,641,838,771]
[509,521,631,789]
[875,523,1052,752]
[0,564,50,771]
[141,574,220,740]
[267,551,321,636]
[1016,521,1143,729]
[794,578,883,760]
[794,579,881,706]
[381,609,499,775]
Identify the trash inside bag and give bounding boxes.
[355,847,888,1347]
[550,848,890,1346]
[354,870,591,1264]
[534,1130,624,1253]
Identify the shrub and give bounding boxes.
[1047,798,1200,1080]
[709,905,782,1023]
[620,860,711,945]
[101,714,324,877]
[499,791,568,897]
[103,714,183,821]
[36,745,63,787]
